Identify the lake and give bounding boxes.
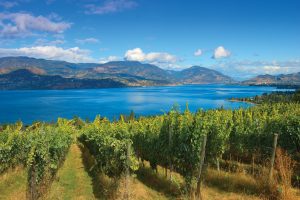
[0,84,283,124]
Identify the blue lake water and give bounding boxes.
[0,85,283,124]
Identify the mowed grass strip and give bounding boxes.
[0,167,27,200]
[46,144,95,200]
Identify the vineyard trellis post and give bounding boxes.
[28,161,37,200]
[165,167,167,178]
[125,141,131,200]
[196,135,207,200]
[168,119,173,181]
[269,133,278,183]
[252,154,255,176]
[216,158,220,172]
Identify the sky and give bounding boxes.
[0,0,299,80]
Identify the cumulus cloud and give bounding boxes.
[0,12,71,38]
[85,0,137,15]
[124,48,145,62]
[76,37,99,44]
[99,56,120,63]
[124,48,178,64]
[212,46,231,59]
[0,46,95,63]
[194,49,202,57]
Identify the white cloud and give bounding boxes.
[0,12,71,38]
[0,0,32,9]
[212,46,231,59]
[124,48,178,64]
[76,37,99,44]
[85,0,137,15]
[262,65,282,74]
[0,46,95,63]
[34,38,65,46]
[124,48,144,61]
[194,49,202,57]
[214,60,300,80]
[99,56,120,63]
[161,63,185,71]
[0,1,18,9]
[47,12,62,21]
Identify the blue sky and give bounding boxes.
[0,0,299,79]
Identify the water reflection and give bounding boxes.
[0,84,281,124]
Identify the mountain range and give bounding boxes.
[242,73,300,86]
[0,57,234,89]
[0,56,299,89]
[0,69,125,90]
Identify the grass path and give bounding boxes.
[47,144,168,200]
[48,145,263,200]
[46,144,95,200]
[0,167,27,200]
[1,145,291,200]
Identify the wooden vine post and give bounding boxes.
[196,135,207,200]
[168,120,173,181]
[269,133,278,184]
[28,161,37,200]
[125,142,131,200]
[252,154,255,176]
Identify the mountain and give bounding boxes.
[0,57,174,86]
[242,72,300,86]
[0,56,98,77]
[93,61,174,80]
[88,61,175,86]
[0,56,235,89]
[178,66,234,84]
[0,69,125,90]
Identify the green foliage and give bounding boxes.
[230,90,300,104]
[0,123,30,173]
[129,103,300,191]
[79,117,139,178]
[227,103,300,162]
[27,124,73,184]
[0,120,74,199]
[1,100,299,195]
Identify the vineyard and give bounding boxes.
[1,101,300,199]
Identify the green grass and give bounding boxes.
[2,144,298,200]
[79,144,171,200]
[0,167,27,200]
[135,162,263,200]
[136,164,184,198]
[204,168,260,195]
[46,144,95,200]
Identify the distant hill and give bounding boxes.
[93,61,174,80]
[0,69,125,90]
[242,72,300,86]
[0,56,98,78]
[178,66,234,84]
[0,56,235,89]
[89,61,175,86]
